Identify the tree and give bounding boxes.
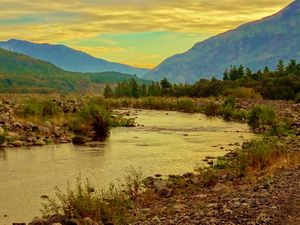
[103,84,113,98]
[160,77,172,95]
[130,78,139,98]
[276,59,285,75]
[223,69,229,81]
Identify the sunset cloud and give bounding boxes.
[0,0,293,68]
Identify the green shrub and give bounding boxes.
[72,104,111,140]
[176,98,198,113]
[223,96,236,109]
[202,101,220,116]
[212,156,232,170]
[248,106,277,130]
[197,168,218,187]
[269,121,294,137]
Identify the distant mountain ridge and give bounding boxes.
[0,47,150,93]
[0,39,148,76]
[146,0,300,83]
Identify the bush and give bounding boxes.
[212,156,233,170]
[248,106,277,130]
[72,104,111,140]
[202,101,220,116]
[176,98,198,113]
[269,121,294,137]
[223,87,262,99]
[223,96,236,109]
[237,138,285,172]
[42,170,143,224]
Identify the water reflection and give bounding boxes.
[0,148,7,160]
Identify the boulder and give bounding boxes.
[12,140,23,147]
[154,180,167,191]
[72,136,87,145]
[29,217,47,225]
[39,126,51,134]
[35,140,46,146]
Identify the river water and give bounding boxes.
[0,109,252,224]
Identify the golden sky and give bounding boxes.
[0,0,293,68]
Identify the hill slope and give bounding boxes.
[0,39,148,76]
[0,48,150,93]
[146,0,300,83]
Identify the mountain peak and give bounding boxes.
[147,0,300,83]
[0,39,149,75]
[281,0,300,15]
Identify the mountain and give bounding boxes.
[0,48,150,93]
[146,0,300,83]
[0,39,149,76]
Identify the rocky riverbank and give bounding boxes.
[0,98,76,148]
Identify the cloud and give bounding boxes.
[0,0,294,67]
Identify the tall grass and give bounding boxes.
[237,138,287,172]
[42,169,143,224]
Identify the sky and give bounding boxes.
[0,0,293,68]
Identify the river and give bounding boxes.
[0,109,253,224]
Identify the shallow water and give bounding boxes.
[0,109,253,224]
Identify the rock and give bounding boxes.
[12,140,23,147]
[12,122,23,129]
[182,172,194,178]
[46,214,66,225]
[256,213,272,223]
[35,140,46,146]
[151,216,161,223]
[0,126,5,136]
[223,208,233,214]
[212,183,227,192]
[154,180,167,191]
[24,122,39,131]
[46,218,77,225]
[158,188,171,197]
[29,217,47,225]
[54,126,62,137]
[81,217,102,225]
[39,126,51,134]
[7,131,19,140]
[143,176,156,186]
[72,136,87,145]
[45,121,52,128]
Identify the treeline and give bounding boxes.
[104,60,300,101]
